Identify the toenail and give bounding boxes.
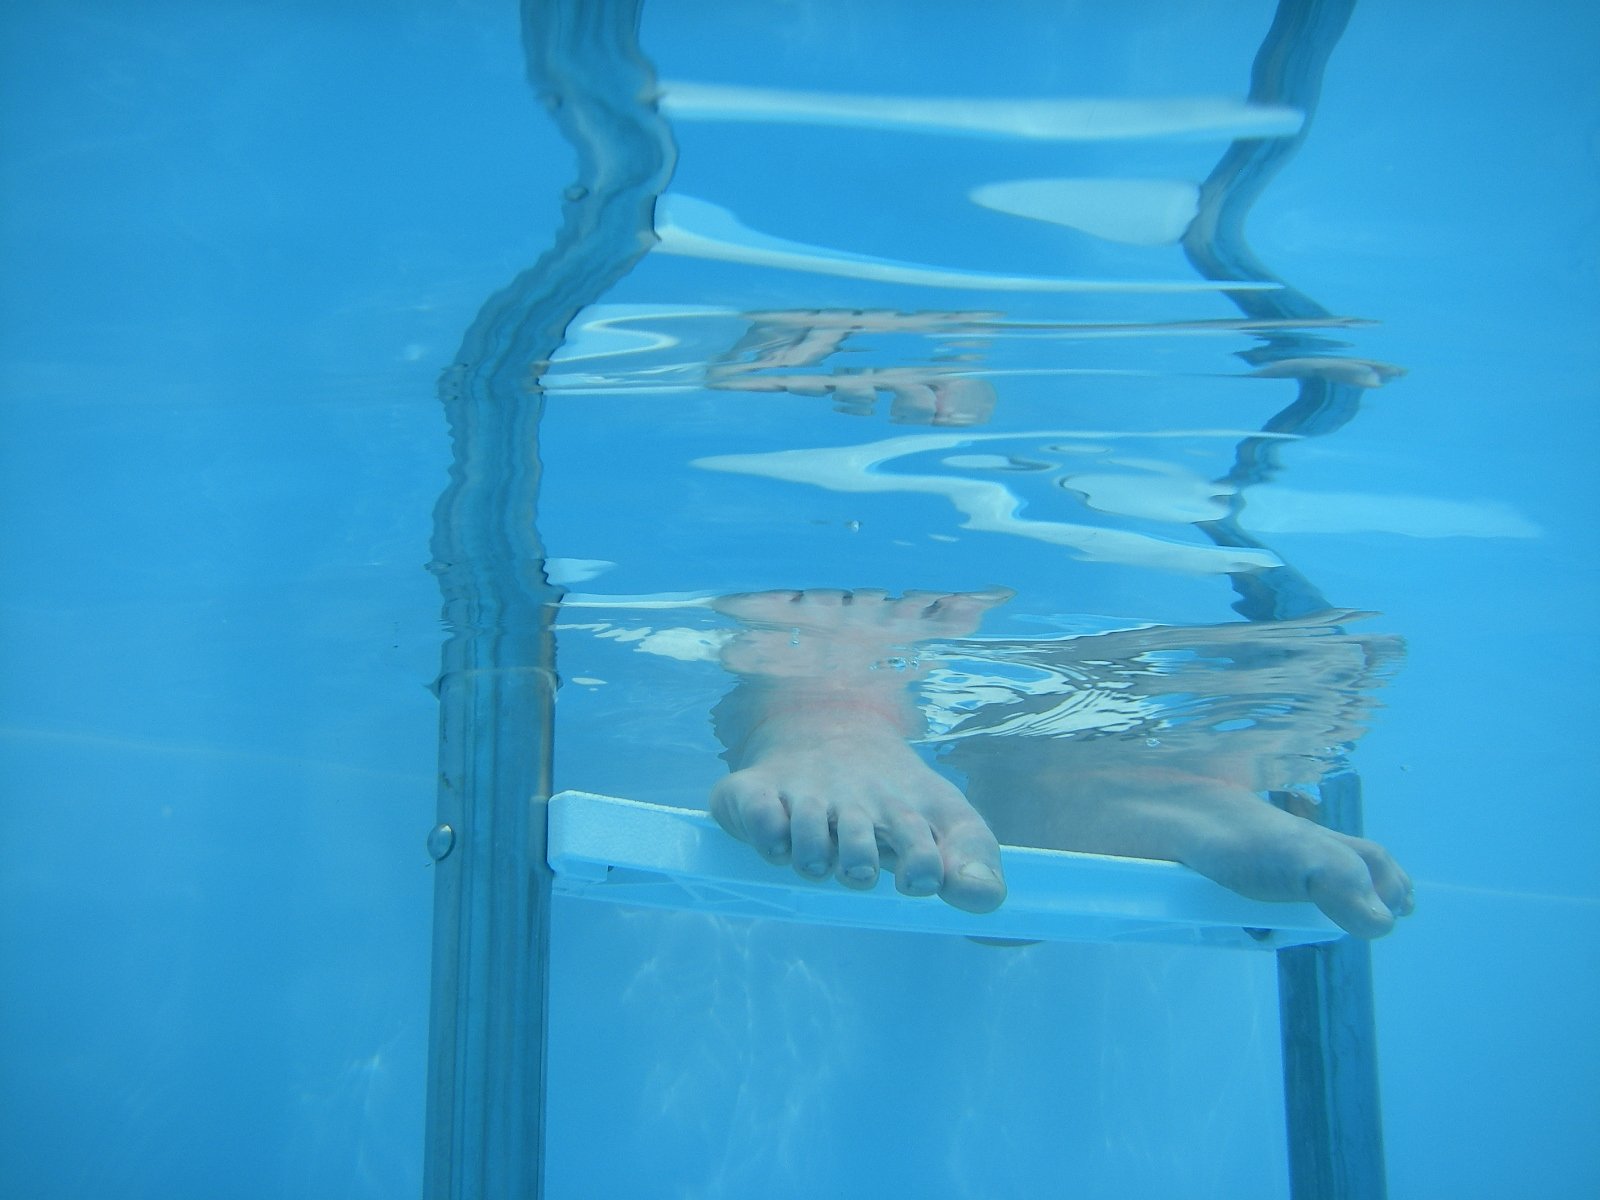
[801,860,829,877]
[959,863,1001,884]
[845,864,877,882]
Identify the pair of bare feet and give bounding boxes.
[709,588,1414,938]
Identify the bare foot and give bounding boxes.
[1127,771,1415,939]
[960,744,1414,938]
[714,587,1011,679]
[710,588,1012,913]
[934,612,1412,937]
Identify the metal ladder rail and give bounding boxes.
[422,3,676,1197]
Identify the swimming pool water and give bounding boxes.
[2,2,1597,1198]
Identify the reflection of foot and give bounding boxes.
[710,588,1012,913]
[967,755,1414,938]
[714,587,1011,679]
[883,376,996,426]
[1249,356,1406,388]
[709,364,997,426]
[707,308,1000,425]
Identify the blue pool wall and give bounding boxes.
[1,2,1597,1197]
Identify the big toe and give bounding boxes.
[1341,834,1415,917]
[936,818,1008,914]
[1305,847,1399,939]
[709,773,792,864]
[942,856,1007,914]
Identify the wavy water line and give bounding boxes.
[656,194,1282,293]
[660,81,1306,143]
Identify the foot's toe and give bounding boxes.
[710,590,804,622]
[896,589,950,610]
[803,589,853,607]
[928,378,997,426]
[845,588,890,605]
[911,788,1007,913]
[896,587,1014,635]
[833,806,881,889]
[1341,834,1415,917]
[879,808,944,897]
[1304,842,1399,939]
[926,587,1014,619]
[885,382,940,424]
[936,821,1007,915]
[786,796,834,880]
[709,774,792,864]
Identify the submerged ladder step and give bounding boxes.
[548,790,1343,949]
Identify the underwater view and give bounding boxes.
[2,1,1597,1198]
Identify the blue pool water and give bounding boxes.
[2,2,1597,1198]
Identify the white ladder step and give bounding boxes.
[548,790,1343,950]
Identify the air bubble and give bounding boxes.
[426,823,455,861]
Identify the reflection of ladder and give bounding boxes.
[422,2,1386,1198]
